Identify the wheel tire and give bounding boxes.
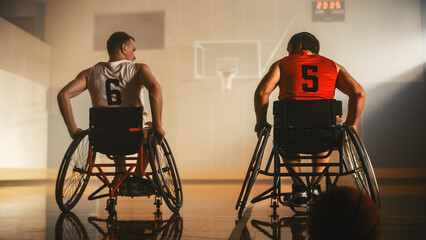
[148,134,183,213]
[56,130,93,212]
[236,126,271,216]
[342,126,380,207]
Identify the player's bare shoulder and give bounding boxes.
[335,62,349,76]
[272,59,281,69]
[135,63,157,86]
[77,68,92,85]
[266,60,282,80]
[75,67,91,80]
[135,63,151,73]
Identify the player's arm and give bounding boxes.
[254,60,281,134]
[136,63,165,143]
[57,68,90,138]
[335,63,366,130]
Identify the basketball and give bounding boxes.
[308,186,381,240]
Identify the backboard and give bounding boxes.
[194,40,261,80]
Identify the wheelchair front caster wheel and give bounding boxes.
[271,201,278,218]
[154,209,162,220]
[106,198,117,216]
[154,196,162,209]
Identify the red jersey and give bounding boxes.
[278,51,337,100]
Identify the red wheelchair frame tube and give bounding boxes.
[87,128,155,197]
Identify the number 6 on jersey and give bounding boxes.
[106,78,122,105]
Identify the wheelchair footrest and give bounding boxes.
[283,192,291,201]
[117,177,158,197]
[282,192,313,209]
[282,192,305,207]
[118,191,159,197]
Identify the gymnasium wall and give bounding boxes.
[0,0,424,180]
[0,18,50,180]
[362,0,426,170]
[42,0,425,180]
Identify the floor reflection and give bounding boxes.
[55,212,89,239]
[0,179,425,239]
[250,214,308,240]
[236,211,308,240]
[55,211,183,240]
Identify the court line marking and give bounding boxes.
[228,204,254,240]
[261,0,307,75]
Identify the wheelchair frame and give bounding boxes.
[236,102,380,216]
[56,123,183,215]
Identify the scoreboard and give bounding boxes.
[312,0,345,22]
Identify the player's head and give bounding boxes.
[287,32,320,55]
[308,186,381,240]
[107,32,136,61]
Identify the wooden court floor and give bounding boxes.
[0,176,425,239]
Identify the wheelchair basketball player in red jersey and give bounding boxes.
[254,32,366,206]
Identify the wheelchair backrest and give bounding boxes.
[273,99,342,154]
[89,107,143,155]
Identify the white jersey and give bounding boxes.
[87,60,148,125]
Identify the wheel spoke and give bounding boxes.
[342,127,380,207]
[56,130,91,211]
[150,137,182,212]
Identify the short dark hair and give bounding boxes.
[288,32,320,54]
[107,32,135,55]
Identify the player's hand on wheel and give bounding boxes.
[343,122,358,132]
[254,122,271,138]
[153,126,165,144]
[70,128,83,139]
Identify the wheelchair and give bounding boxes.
[55,107,183,215]
[236,99,380,216]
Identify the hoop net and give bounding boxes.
[217,68,237,90]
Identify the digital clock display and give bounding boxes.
[312,1,345,22]
[315,1,342,10]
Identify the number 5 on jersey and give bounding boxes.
[302,65,319,92]
[106,78,122,105]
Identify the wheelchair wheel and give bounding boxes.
[55,212,89,240]
[56,130,92,212]
[342,126,380,207]
[236,126,271,216]
[148,134,183,213]
[160,213,184,239]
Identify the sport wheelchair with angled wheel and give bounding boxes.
[55,107,183,215]
[236,99,380,216]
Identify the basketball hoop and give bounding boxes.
[217,68,237,90]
